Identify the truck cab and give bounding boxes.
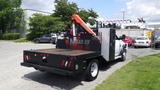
[21,14,127,81]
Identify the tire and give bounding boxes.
[121,52,126,61]
[85,59,99,81]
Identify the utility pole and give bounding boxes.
[122,11,125,21]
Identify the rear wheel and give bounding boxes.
[85,59,99,81]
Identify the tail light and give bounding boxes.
[60,57,76,70]
[60,60,65,67]
[60,60,73,70]
[24,55,31,61]
[64,61,69,67]
[67,61,72,69]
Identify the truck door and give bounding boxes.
[115,36,120,57]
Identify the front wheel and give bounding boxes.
[121,52,127,61]
[85,59,99,81]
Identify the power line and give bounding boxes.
[23,9,52,14]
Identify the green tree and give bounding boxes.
[27,0,98,40]
[11,0,21,8]
[54,0,98,25]
[78,9,90,22]
[88,9,98,18]
[0,0,23,34]
[27,14,65,40]
[78,9,98,24]
[54,0,78,24]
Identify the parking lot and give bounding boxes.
[0,41,160,90]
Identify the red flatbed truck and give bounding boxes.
[21,14,127,81]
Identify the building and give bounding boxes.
[97,17,160,30]
[146,22,160,30]
[121,22,146,29]
[121,22,160,30]
[24,9,51,30]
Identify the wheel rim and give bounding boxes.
[90,62,98,77]
[123,52,126,60]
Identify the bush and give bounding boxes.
[2,33,20,40]
[14,38,29,43]
[26,32,40,40]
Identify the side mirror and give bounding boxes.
[120,35,126,40]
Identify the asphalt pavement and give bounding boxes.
[0,41,160,90]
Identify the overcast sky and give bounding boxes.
[21,0,160,22]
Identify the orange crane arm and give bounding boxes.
[72,14,96,36]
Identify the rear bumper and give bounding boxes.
[21,62,75,76]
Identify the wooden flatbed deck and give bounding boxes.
[29,48,100,56]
